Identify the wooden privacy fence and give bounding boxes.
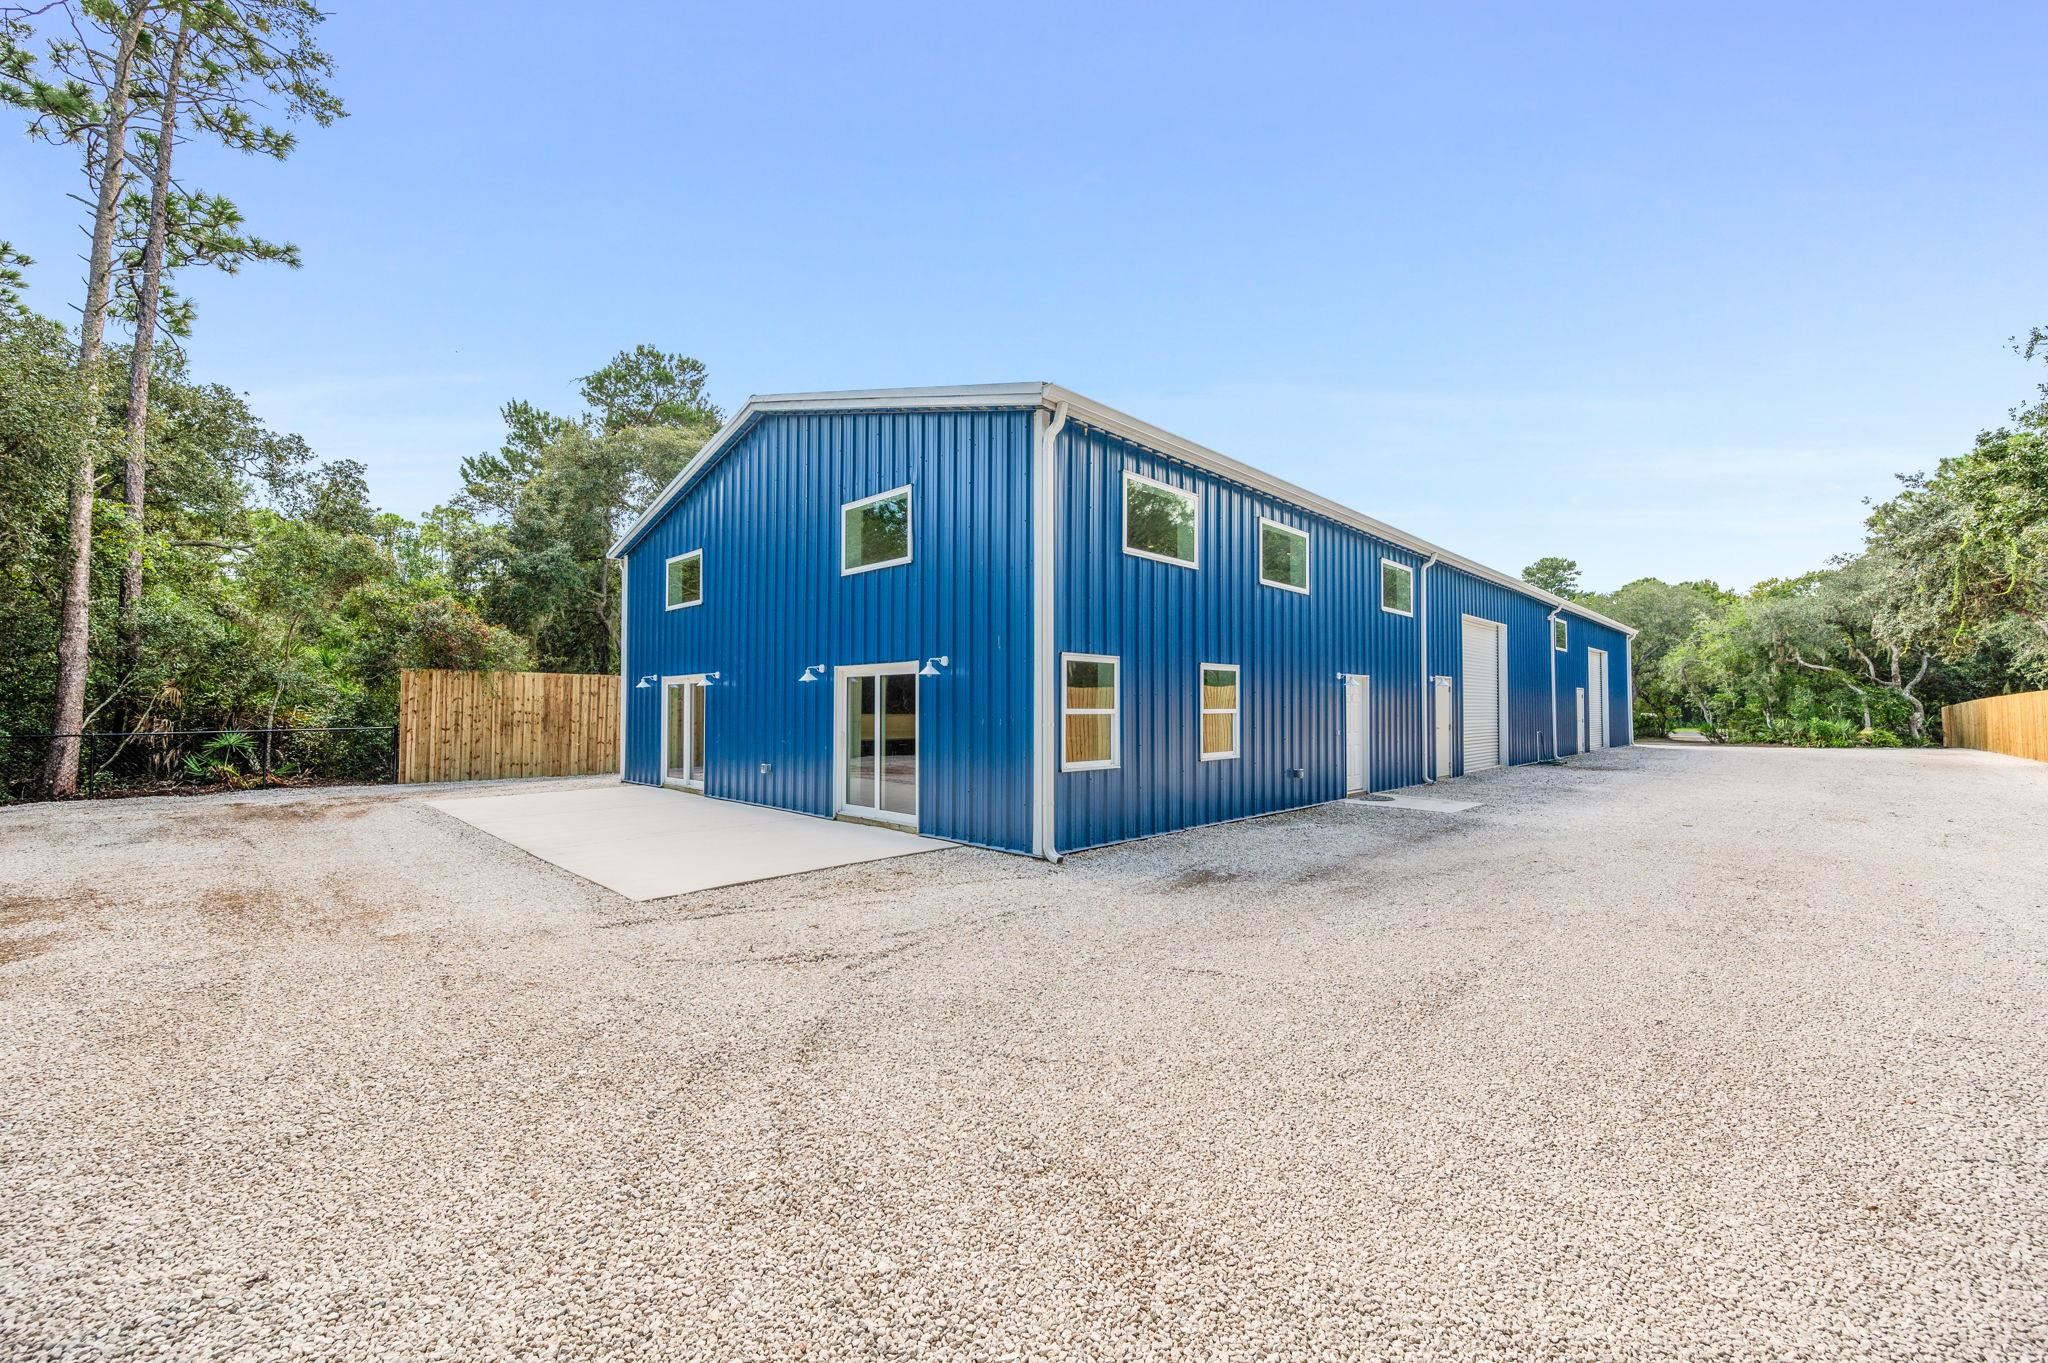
[398,669,619,784]
[1943,690,2048,764]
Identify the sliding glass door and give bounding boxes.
[662,676,707,791]
[837,663,917,827]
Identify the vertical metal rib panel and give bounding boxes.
[1054,422,1426,852]
[1560,612,1633,751]
[1424,564,1559,775]
[621,408,1035,852]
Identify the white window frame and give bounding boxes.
[840,484,913,576]
[664,549,703,610]
[1121,470,1199,570]
[1257,517,1310,594]
[1379,558,1415,617]
[1553,617,1569,651]
[1199,662,1240,762]
[1060,652,1121,772]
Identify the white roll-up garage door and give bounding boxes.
[1587,648,1608,749]
[1462,617,1503,771]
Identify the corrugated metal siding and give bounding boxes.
[1562,612,1633,750]
[621,409,1035,852]
[1054,422,1426,852]
[1424,564,1560,775]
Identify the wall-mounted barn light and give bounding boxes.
[633,674,660,689]
[797,663,825,683]
[918,655,951,677]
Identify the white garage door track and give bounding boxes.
[428,783,951,900]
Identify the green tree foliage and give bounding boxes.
[1862,331,2048,685]
[1521,555,1582,597]
[435,347,722,673]
[0,310,529,796]
[1575,577,1732,734]
[1593,333,2048,745]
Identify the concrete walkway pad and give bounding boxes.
[428,783,950,900]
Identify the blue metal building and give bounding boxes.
[609,384,1635,857]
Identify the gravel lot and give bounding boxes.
[3,745,2044,1361]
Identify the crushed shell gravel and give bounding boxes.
[1,745,2043,1361]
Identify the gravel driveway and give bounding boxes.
[3,746,2043,1361]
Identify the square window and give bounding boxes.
[1200,664,1239,760]
[843,486,912,574]
[1061,654,1120,770]
[1123,473,1197,567]
[1380,559,1414,616]
[665,550,702,609]
[1259,519,1309,593]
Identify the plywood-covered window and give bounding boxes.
[1259,519,1309,593]
[1200,664,1239,761]
[1061,654,1120,771]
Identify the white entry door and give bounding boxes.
[661,676,708,791]
[1461,616,1505,771]
[1433,676,1454,780]
[835,662,919,828]
[1342,674,1371,795]
[1587,649,1609,750]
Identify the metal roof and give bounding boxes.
[607,382,1637,638]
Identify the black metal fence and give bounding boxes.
[1,725,398,802]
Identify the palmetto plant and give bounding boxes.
[180,729,256,784]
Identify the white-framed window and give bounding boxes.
[1200,663,1239,761]
[1380,558,1414,616]
[1061,653,1120,770]
[665,549,703,610]
[1553,617,1569,651]
[842,485,912,575]
[1258,518,1309,593]
[1122,471,1198,568]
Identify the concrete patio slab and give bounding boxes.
[427,782,949,899]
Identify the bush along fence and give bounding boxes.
[1943,690,2048,763]
[397,669,619,784]
[1,726,398,803]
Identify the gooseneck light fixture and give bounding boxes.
[797,663,826,683]
[918,655,951,678]
[633,674,661,689]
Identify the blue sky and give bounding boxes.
[7,0,2044,592]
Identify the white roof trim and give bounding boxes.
[607,385,1050,560]
[607,380,1636,638]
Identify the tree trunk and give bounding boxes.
[1897,650,1932,741]
[45,1,152,799]
[120,21,190,692]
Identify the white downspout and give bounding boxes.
[1417,552,1440,782]
[1032,398,1069,861]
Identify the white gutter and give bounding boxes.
[1032,398,1069,861]
[1417,553,1440,782]
[604,382,1637,640]
[1037,384,1638,639]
